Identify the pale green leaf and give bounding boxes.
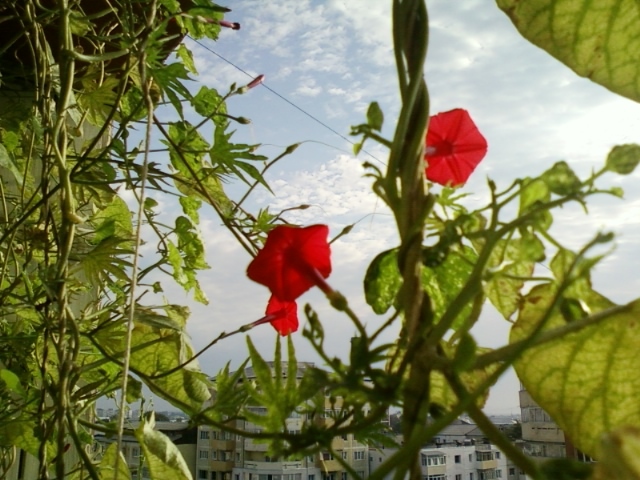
[364,249,401,314]
[135,415,193,480]
[512,283,640,459]
[497,0,640,102]
[98,443,132,480]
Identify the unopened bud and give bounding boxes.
[247,74,265,89]
[219,20,240,30]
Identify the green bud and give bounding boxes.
[606,144,640,175]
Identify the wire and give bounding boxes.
[188,37,384,165]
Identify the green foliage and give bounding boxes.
[497,0,640,103]
[135,414,192,480]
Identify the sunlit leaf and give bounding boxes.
[512,282,640,459]
[497,0,640,103]
[364,249,401,314]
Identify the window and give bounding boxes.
[496,470,502,478]
[427,476,445,480]
[322,452,333,461]
[424,455,446,466]
[342,451,348,460]
[200,430,210,440]
[469,454,473,462]
[341,473,348,480]
[212,474,216,480]
[470,474,474,480]
[508,468,515,476]
[131,447,140,458]
[235,475,240,480]
[455,455,461,464]
[495,452,501,459]
[308,475,315,480]
[211,450,217,460]
[354,451,365,461]
[198,471,208,480]
[199,450,209,460]
[236,452,241,462]
[456,476,462,480]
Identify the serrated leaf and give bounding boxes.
[135,415,192,480]
[364,249,401,314]
[192,86,226,123]
[497,0,640,103]
[179,196,201,223]
[176,44,197,74]
[512,283,640,459]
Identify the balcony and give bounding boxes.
[244,439,269,452]
[242,461,305,471]
[211,439,236,450]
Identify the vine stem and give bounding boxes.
[115,4,158,476]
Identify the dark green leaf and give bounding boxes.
[606,144,640,175]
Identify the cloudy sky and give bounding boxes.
[144,0,640,415]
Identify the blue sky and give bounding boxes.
[139,0,640,415]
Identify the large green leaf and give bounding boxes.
[98,443,132,480]
[511,283,640,458]
[497,0,640,102]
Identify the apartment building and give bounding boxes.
[195,362,370,480]
[369,443,521,480]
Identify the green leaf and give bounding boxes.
[606,144,640,175]
[98,443,132,480]
[135,414,192,480]
[366,102,384,131]
[519,178,553,231]
[0,368,25,396]
[192,86,226,123]
[497,0,640,102]
[512,283,640,459]
[176,44,197,75]
[481,237,537,319]
[541,161,582,195]
[423,245,477,329]
[364,249,401,314]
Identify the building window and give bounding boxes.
[212,474,216,480]
[354,451,365,461]
[235,475,240,480]
[476,451,493,462]
[427,476,445,480]
[198,471,208,480]
[211,450,217,460]
[470,474,474,480]
[342,451,348,460]
[200,430,210,440]
[341,473,348,480]
[199,450,209,460]
[508,468,515,476]
[456,476,462,480]
[308,475,315,480]
[495,452,501,459]
[236,452,241,462]
[322,452,333,461]
[469,454,473,462]
[455,455,461,464]
[131,447,140,458]
[496,470,502,478]
[423,455,446,466]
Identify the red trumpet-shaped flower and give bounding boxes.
[264,296,298,336]
[247,225,332,301]
[425,108,488,187]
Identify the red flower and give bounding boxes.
[425,108,488,187]
[265,296,298,336]
[247,225,332,301]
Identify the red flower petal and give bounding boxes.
[265,296,298,336]
[246,225,332,301]
[425,108,488,187]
